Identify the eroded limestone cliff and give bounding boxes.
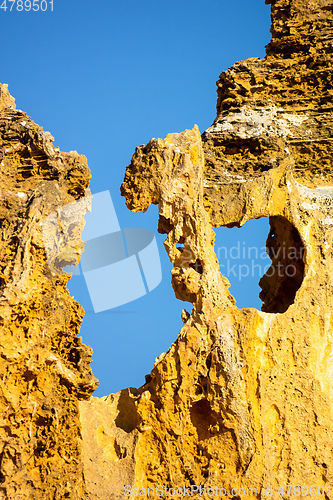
[0,84,98,499]
[2,0,333,498]
[82,0,333,498]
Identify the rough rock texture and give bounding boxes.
[3,0,333,498]
[0,84,98,499]
[81,0,333,498]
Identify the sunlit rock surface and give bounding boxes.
[82,0,333,498]
[2,0,333,498]
[0,83,98,499]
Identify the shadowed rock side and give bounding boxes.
[80,0,333,498]
[0,84,98,499]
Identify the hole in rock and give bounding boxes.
[214,216,305,313]
[190,400,217,440]
[189,258,204,274]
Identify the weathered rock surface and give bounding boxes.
[0,84,98,499]
[82,0,333,498]
[2,0,333,498]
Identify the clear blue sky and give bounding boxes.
[1,0,272,396]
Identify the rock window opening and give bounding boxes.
[214,216,305,313]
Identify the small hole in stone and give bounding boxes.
[189,258,204,274]
[158,215,174,234]
[214,216,305,313]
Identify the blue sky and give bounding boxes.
[1,0,272,395]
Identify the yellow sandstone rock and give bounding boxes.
[2,0,333,498]
[0,84,98,499]
[83,0,333,498]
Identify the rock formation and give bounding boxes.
[111,0,333,497]
[0,84,98,499]
[2,0,333,498]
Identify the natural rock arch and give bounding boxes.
[213,216,305,313]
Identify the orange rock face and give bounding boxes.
[98,0,333,497]
[0,83,98,499]
[2,0,333,499]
